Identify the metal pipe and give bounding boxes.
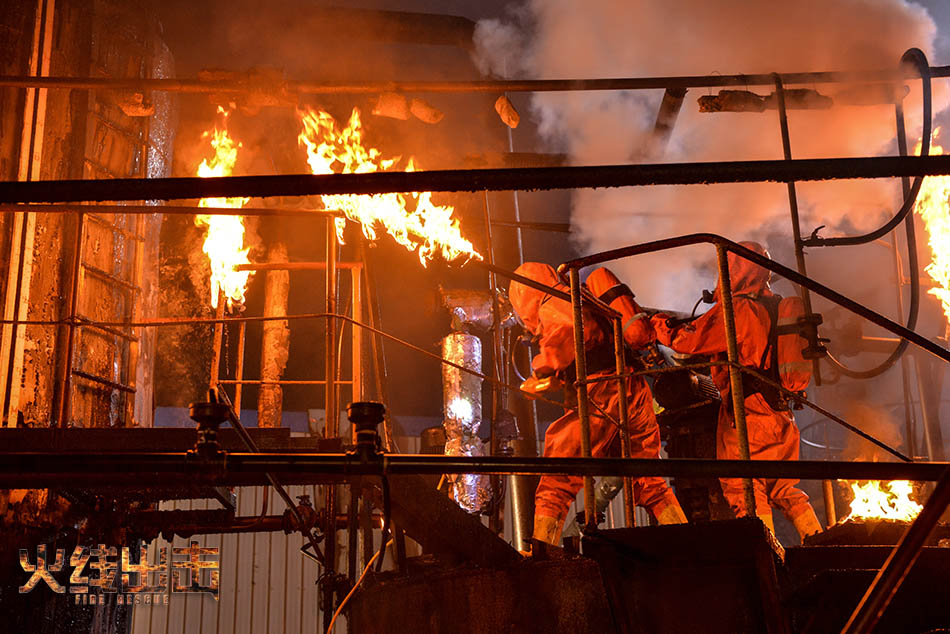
[214,387,326,567]
[568,268,597,528]
[258,243,290,428]
[559,234,950,367]
[613,317,636,527]
[646,87,687,158]
[1,64,947,94]
[774,73,834,520]
[489,220,571,233]
[482,191,504,532]
[7,156,950,204]
[891,102,918,459]
[359,237,394,451]
[715,244,756,516]
[801,49,931,250]
[55,211,83,427]
[209,293,225,390]
[819,55,929,380]
[323,217,339,632]
[841,465,950,634]
[235,261,361,271]
[233,321,246,413]
[0,453,946,485]
[0,203,345,216]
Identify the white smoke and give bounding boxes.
[475,0,946,309]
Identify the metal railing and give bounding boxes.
[558,234,950,634]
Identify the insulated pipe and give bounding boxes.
[715,244,756,516]
[7,156,950,203]
[569,268,597,529]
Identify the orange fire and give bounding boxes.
[842,480,923,523]
[913,128,950,323]
[297,107,481,266]
[194,108,252,311]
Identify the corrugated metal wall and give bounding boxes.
[131,484,326,634]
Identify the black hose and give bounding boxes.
[809,48,931,379]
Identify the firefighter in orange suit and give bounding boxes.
[652,242,822,539]
[510,262,687,546]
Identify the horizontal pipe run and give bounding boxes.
[217,379,354,385]
[233,261,361,271]
[560,234,950,367]
[5,156,950,203]
[0,452,946,487]
[0,65,947,94]
[490,220,571,233]
[0,203,345,217]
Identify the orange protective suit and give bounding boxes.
[510,262,681,524]
[652,242,816,524]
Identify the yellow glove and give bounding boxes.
[520,374,563,398]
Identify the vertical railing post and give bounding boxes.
[568,267,597,529]
[613,317,636,527]
[57,211,85,427]
[715,244,756,517]
[323,217,339,633]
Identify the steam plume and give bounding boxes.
[476,1,945,309]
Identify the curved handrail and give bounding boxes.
[558,233,950,366]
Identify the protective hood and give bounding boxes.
[510,262,566,334]
[716,241,772,299]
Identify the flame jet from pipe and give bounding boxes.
[195,107,252,311]
[297,107,481,266]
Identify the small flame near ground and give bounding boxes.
[914,128,950,324]
[297,107,481,266]
[841,480,923,523]
[195,108,252,311]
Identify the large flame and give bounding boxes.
[194,108,251,311]
[913,128,950,324]
[842,480,923,523]
[297,107,481,266]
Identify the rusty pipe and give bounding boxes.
[568,268,597,529]
[715,244,756,517]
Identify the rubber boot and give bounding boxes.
[791,506,823,539]
[656,503,688,525]
[533,514,565,546]
[757,512,775,534]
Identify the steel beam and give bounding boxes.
[3,156,950,203]
[0,452,946,488]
